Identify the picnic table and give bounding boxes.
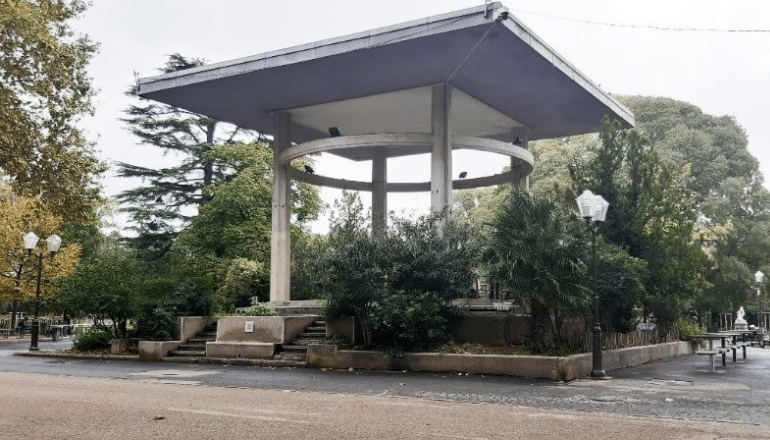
[691,330,759,371]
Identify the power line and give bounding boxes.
[511,8,770,33]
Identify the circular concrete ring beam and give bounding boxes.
[279,133,534,192]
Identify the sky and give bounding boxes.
[74,0,770,234]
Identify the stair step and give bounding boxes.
[169,349,206,357]
[163,357,308,368]
[299,332,325,338]
[274,356,307,362]
[177,343,207,350]
[306,326,326,332]
[187,338,213,344]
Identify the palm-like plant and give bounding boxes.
[484,189,591,352]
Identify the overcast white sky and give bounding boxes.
[75,0,770,234]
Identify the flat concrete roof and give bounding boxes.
[137,2,633,160]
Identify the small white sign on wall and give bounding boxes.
[244,321,254,333]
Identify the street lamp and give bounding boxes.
[23,232,61,351]
[755,270,765,330]
[576,189,609,379]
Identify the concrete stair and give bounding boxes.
[167,321,217,359]
[273,319,327,362]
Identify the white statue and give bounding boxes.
[734,306,748,330]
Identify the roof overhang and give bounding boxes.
[137,2,634,161]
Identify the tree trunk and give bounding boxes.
[201,122,217,204]
[529,299,551,353]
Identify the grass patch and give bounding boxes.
[437,342,531,356]
[437,342,579,357]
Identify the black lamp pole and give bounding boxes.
[589,220,605,378]
[23,232,61,352]
[576,189,609,379]
[29,251,44,351]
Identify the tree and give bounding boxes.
[0,0,105,223]
[570,117,710,329]
[0,186,81,327]
[169,142,320,309]
[118,54,261,261]
[619,96,758,199]
[212,258,269,314]
[58,248,140,339]
[384,213,480,303]
[484,190,591,352]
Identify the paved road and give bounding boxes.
[2,338,770,438]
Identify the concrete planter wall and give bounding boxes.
[172,316,208,342]
[138,341,180,361]
[308,341,695,381]
[206,315,319,360]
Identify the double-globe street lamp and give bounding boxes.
[576,189,610,379]
[23,232,61,351]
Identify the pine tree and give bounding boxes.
[117,54,262,262]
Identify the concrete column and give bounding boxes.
[372,153,387,237]
[431,84,452,213]
[511,127,530,190]
[270,112,291,304]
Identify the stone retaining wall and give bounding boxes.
[308,341,696,381]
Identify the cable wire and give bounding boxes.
[511,8,770,33]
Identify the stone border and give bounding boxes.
[16,340,696,381]
[308,341,696,381]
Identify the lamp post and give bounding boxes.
[755,270,765,330]
[23,232,61,351]
[576,189,610,379]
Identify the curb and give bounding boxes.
[13,350,306,368]
[14,351,141,361]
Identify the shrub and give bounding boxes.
[166,277,213,316]
[243,300,277,316]
[73,331,114,352]
[675,317,704,341]
[213,258,269,314]
[370,291,454,353]
[134,304,175,341]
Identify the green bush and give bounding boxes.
[134,304,175,341]
[166,277,213,316]
[213,258,269,314]
[675,318,704,341]
[370,291,453,353]
[73,331,114,351]
[243,300,277,316]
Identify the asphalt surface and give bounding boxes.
[2,337,770,438]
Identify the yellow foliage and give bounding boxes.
[0,186,81,302]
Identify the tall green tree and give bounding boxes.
[619,96,758,199]
[0,0,105,223]
[118,54,261,261]
[484,190,591,352]
[570,117,710,328]
[171,142,320,312]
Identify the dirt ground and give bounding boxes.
[0,371,767,439]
